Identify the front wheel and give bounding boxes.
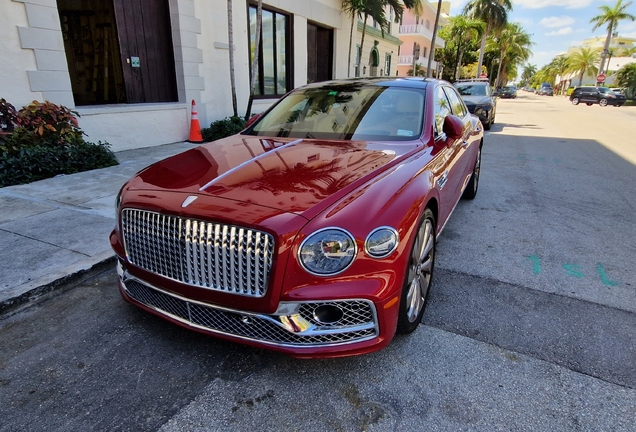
[571,97,580,105]
[396,209,436,334]
[462,145,481,200]
[599,98,608,107]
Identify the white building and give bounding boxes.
[1,0,359,152]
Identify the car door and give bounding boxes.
[431,85,461,225]
[442,85,478,202]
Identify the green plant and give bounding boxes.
[201,116,246,142]
[0,138,118,187]
[0,98,18,133]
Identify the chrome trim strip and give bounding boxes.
[199,138,303,191]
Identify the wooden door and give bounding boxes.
[307,23,333,84]
[113,0,177,103]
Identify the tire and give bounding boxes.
[586,103,593,106]
[484,119,491,130]
[396,209,436,334]
[462,144,481,200]
[599,98,608,107]
[571,97,580,105]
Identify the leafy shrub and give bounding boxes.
[0,138,118,187]
[201,116,246,142]
[0,99,119,187]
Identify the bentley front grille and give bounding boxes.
[122,277,379,347]
[122,209,274,298]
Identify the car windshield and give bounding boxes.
[454,84,487,96]
[247,84,426,141]
[598,87,611,94]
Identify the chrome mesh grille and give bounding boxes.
[123,279,378,347]
[122,209,274,297]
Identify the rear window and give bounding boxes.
[454,84,488,96]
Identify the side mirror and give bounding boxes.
[443,115,464,140]
[245,113,261,128]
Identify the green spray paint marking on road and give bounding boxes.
[563,264,584,278]
[527,255,541,275]
[597,264,618,287]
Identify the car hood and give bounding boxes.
[460,95,492,106]
[124,134,420,219]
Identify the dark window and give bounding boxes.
[249,5,291,97]
[443,86,468,118]
[434,86,452,138]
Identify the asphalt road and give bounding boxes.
[1,92,635,432]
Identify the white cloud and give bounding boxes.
[514,18,534,26]
[546,27,574,36]
[540,16,576,28]
[515,0,593,9]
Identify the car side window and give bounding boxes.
[443,86,468,118]
[434,86,452,138]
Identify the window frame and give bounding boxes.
[248,3,293,98]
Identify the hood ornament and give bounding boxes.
[182,195,198,208]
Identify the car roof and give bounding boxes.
[298,77,443,91]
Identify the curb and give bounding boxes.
[0,255,116,317]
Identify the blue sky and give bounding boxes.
[449,0,636,69]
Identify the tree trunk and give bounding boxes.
[245,0,263,119]
[496,51,505,87]
[227,0,237,117]
[348,14,355,78]
[598,25,614,75]
[476,31,487,78]
[359,12,368,75]
[427,0,442,77]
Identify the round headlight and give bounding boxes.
[298,228,356,276]
[365,227,399,258]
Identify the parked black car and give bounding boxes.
[454,79,497,130]
[536,86,554,96]
[499,86,517,99]
[569,86,626,107]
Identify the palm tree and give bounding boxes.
[616,63,636,98]
[445,16,484,81]
[566,47,601,86]
[521,63,536,86]
[590,0,635,74]
[618,46,636,57]
[426,0,442,77]
[356,0,422,77]
[463,0,513,78]
[487,22,533,88]
[244,0,263,118]
[407,64,426,76]
[342,0,365,78]
[227,0,237,116]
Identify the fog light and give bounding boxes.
[313,305,344,324]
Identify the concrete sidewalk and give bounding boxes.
[0,141,198,314]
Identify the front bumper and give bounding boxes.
[116,260,393,358]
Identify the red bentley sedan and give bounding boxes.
[110,78,484,358]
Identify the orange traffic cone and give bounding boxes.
[188,99,204,143]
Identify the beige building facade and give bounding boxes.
[1,0,357,152]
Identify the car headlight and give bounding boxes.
[365,227,399,258]
[476,102,492,110]
[298,228,356,276]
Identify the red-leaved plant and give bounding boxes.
[15,100,84,146]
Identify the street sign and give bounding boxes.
[597,73,606,83]
[480,73,487,78]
